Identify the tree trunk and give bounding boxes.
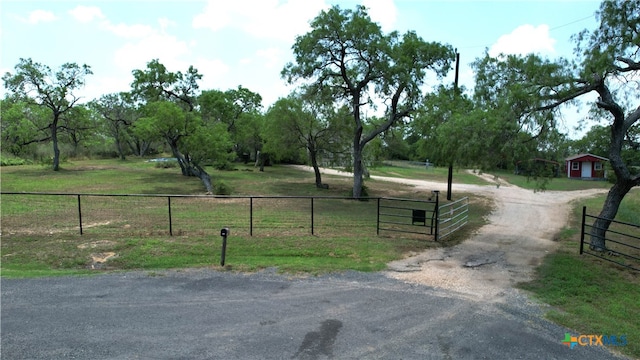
[309,147,324,188]
[114,129,126,160]
[51,115,60,171]
[165,136,213,193]
[589,81,640,250]
[589,180,633,251]
[352,144,364,198]
[192,163,214,194]
[116,138,126,160]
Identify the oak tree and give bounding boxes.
[283,5,454,198]
[3,58,93,170]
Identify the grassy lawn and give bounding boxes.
[489,169,612,191]
[369,160,490,185]
[519,189,640,358]
[0,158,491,277]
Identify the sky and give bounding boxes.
[1,0,603,138]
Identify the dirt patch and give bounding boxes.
[77,240,117,249]
[90,252,118,269]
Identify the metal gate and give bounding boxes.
[376,191,439,239]
[437,197,469,240]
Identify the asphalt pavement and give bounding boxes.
[1,269,627,359]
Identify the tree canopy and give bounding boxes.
[2,58,93,170]
[283,5,454,198]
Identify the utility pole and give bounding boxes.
[447,50,460,201]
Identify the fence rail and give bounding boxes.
[437,197,469,240]
[580,206,640,271]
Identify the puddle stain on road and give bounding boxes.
[293,319,343,359]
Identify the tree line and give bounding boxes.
[2,2,638,250]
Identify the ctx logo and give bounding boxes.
[562,333,627,349]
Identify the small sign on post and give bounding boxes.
[220,228,229,266]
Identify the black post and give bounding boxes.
[77,194,83,235]
[250,197,253,236]
[311,197,314,235]
[433,191,440,241]
[220,228,229,266]
[580,206,586,254]
[447,165,453,201]
[447,51,460,202]
[376,197,380,235]
[168,196,173,236]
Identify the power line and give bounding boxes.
[458,13,597,51]
[549,14,596,31]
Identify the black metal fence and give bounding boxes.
[580,206,640,271]
[3,192,474,241]
[0,192,374,238]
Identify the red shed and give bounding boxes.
[565,153,608,179]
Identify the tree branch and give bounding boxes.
[615,56,640,72]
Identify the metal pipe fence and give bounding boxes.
[0,192,410,239]
[2,192,473,242]
[580,206,640,271]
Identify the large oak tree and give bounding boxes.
[131,59,234,193]
[3,58,92,170]
[283,5,454,198]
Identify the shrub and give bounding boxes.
[214,181,233,195]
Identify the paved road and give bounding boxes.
[1,269,626,359]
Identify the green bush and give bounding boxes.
[0,155,31,166]
[214,180,233,195]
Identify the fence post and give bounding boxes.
[250,197,253,236]
[77,194,83,235]
[580,206,586,254]
[376,198,380,235]
[168,196,173,236]
[311,197,314,235]
[433,191,440,242]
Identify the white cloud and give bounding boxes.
[25,9,57,24]
[489,24,556,57]
[194,58,231,90]
[105,22,156,39]
[362,0,397,32]
[158,17,176,32]
[192,0,328,42]
[68,6,105,23]
[81,75,131,102]
[113,33,191,72]
[256,47,283,69]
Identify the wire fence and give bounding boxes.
[0,193,396,239]
[1,192,471,241]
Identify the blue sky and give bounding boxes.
[1,0,602,138]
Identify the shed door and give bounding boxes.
[581,161,592,177]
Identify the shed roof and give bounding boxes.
[565,153,609,162]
